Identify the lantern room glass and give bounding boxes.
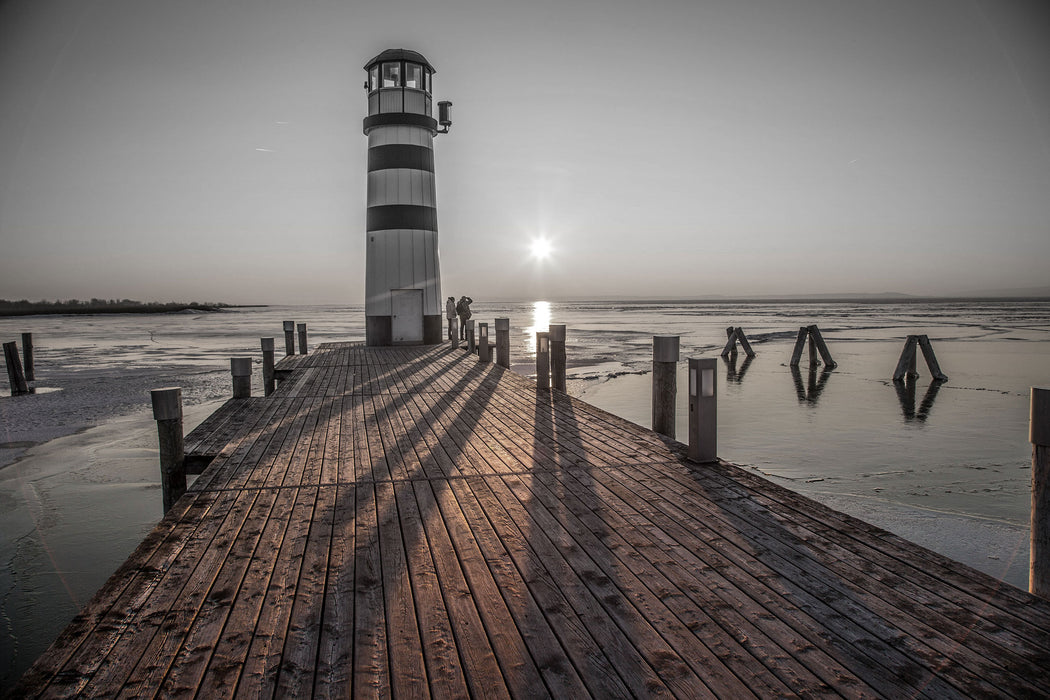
[381,62,400,88]
[405,63,423,89]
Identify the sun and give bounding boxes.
[529,237,553,260]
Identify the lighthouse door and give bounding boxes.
[391,289,424,344]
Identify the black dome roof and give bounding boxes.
[364,48,435,73]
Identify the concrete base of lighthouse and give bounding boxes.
[366,315,442,346]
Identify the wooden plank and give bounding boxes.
[313,482,356,697]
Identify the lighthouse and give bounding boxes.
[363,48,452,346]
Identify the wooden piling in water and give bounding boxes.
[808,325,837,367]
[652,336,679,439]
[297,323,308,355]
[894,335,945,382]
[1032,388,1050,599]
[535,332,550,391]
[917,334,947,381]
[150,387,185,514]
[721,327,756,358]
[893,336,919,381]
[21,332,34,382]
[283,321,295,356]
[495,318,510,368]
[261,338,276,396]
[3,341,29,396]
[231,357,252,399]
[549,324,566,392]
[791,326,837,368]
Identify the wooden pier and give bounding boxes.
[16,342,1050,698]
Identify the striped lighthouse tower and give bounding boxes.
[363,48,452,346]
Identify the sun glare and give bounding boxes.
[529,237,553,260]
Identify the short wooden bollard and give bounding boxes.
[450,319,459,349]
[549,324,567,392]
[297,323,308,355]
[261,338,276,396]
[652,336,680,439]
[283,321,296,356]
[536,332,551,391]
[1031,388,1050,599]
[231,357,252,398]
[478,323,491,362]
[495,318,510,368]
[3,341,30,396]
[21,332,34,382]
[466,320,476,353]
[151,387,186,514]
[688,357,717,462]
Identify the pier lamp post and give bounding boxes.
[688,358,717,462]
[363,48,453,346]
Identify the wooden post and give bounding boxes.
[735,328,756,358]
[549,324,566,392]
[807,325,837,368]
[478,323,491,362]
[652,336,679,439]
[467,320,476,353]
[535,332,550,391]
[450,319,459,349]
[283,321,295,356]
[721,327,738,358]
[3,341,29,396]
[893,336,919,381]
[808,332,818,366]
[261,338,276,396]
[297,323,308,355]
[688,357,718,462]
[21,332,34,382]
[789,327,808,367]
[495,318,510,368]
[917,335,947,381]
[231,357,252,398]
[1031,388,1050,599]
[151,387,185,514]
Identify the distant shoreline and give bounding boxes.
[0,301,266,317]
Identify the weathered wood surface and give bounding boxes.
[16,342,1050,698]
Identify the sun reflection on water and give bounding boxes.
[524,301,551,355]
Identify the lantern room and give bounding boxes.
[364,48,435,120]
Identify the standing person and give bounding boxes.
[456,296,473,340]
[445,296,456,340]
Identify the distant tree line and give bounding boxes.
[0,298,231,316]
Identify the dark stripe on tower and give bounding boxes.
[366,205,438,232]
[367,145,434,173]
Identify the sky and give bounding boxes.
[1,0,1048,304]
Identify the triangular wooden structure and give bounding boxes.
[789,325,837,368]
[721,326,756,358]
[892,334,948,382]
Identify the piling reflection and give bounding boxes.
[722,353,753,384]
[894,377,945,422]
[791,364,833,404]
[523,301,552,356]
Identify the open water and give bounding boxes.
[1,299,1048,688]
